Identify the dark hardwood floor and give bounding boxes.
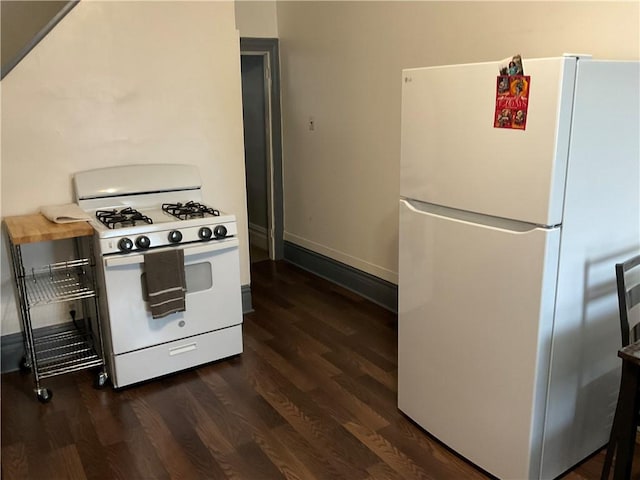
[0,260,633,479]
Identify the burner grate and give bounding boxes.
[96,207,153,229]
[162,201,220,220]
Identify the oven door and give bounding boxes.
[101,238,242,355]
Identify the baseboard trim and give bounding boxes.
[2,287,254,374]
[249,225,268,251]
[1,322,76,374]
[283,241,398,313]
[242,283,253,313]
[1,331,25,374]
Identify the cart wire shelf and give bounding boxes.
[24,259,96,306]
[33,323,102,379]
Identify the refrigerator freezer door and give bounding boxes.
[400,57,577,226]
[397,199,561,480]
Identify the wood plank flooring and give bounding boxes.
[0,260,633,479]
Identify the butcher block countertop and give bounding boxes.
[4,214,93,245]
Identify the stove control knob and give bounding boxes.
[168,230,183,244]
[118,238,134,252]
[213,225,228,239]
[198,227,212,240]
[136,236,151,249]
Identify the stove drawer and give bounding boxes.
[110,324,242,388]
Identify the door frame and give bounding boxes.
[240,37,284,260]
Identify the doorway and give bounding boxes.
[240,38,283,263]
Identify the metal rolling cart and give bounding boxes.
[5,214,108,403]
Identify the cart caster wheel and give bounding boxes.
[94,371,108,389]
[19,356,31,373]
[36,388,53,403]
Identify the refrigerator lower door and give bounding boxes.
[398,199,560,480]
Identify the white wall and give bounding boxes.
[1,1,248,335]
[276,1,640,284]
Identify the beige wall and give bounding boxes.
[3,1,636,334]
[1,1,248,335]
[235,0,278,37]
[276,1,640,284]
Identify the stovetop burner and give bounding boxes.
[162,201,220,220]
[96,207,153,229]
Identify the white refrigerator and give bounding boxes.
[398,55,640,480]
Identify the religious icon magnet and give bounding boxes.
[494,75,530,130]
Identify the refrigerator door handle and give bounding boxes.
[401,198,559,233]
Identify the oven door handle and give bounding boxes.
[104,238,239,268]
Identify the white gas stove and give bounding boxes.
[74,164,243,388]
[88,203,238,255]
[75,164,238,255]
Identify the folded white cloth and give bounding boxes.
[40,203,91,224]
